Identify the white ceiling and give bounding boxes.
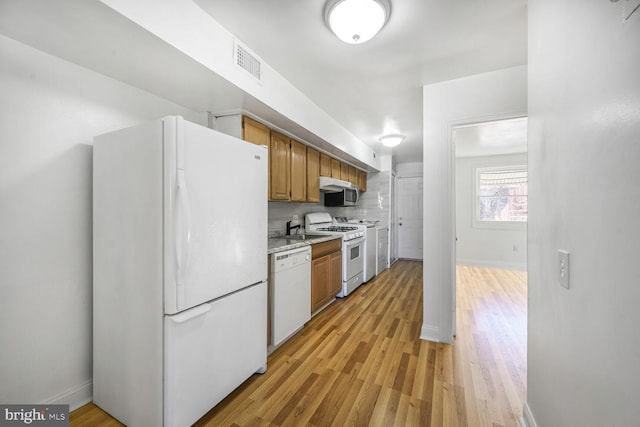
[195,0,528,164]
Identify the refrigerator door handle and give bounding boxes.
[175,169,191,309]
[167,303,211,324]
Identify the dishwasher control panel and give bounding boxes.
[272,247,311,272]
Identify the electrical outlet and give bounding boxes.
[292,214,299,224]
[558,250,570,289]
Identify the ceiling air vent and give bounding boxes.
[234,39,262,83]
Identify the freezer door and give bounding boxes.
[164,282,267,426]
[164,117,268,314]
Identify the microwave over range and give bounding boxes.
[324,188,359,207]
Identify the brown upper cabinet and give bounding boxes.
[241,116,271,198]
[357,169,367,192]
[242,116,270,146]
[238,115,368,199]
[340,162,350,182]
[320,152,367,191]
[290,139,307,202]
[348,165,357,186]
[331,159,341,178]
[307,147,320,203]
[269,131,291,201]
[320,153,332,177]
[270,133,309,202]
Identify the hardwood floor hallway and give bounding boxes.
[71,261,527,427]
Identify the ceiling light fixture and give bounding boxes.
[325,0,390,44]
[380,134,404,147]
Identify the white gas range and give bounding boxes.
[338,218,379,283]
[305,212,365,297]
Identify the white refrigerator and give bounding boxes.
[93,116,268,426]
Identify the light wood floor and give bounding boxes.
[71,261,527,427]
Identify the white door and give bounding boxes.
[397,176,423,259]
[164,117,268,314]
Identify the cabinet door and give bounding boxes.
[320,153,332,177]
[270,131,291,201]
[340,162,350,182]
[290,139,307,202]
[242,116,271,198]
[357,169,367,192]
[311,256,330,313]
[331,159,341,178]
[330,251,342,296]
[306,147,320,203]
[242,116,270,146]
[348,165,357,185]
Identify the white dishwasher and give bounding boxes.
[269,246,311,350]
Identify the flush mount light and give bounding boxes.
[380,134,404,147]
[325,0,390,44]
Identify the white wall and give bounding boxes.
[455,153,527,270]
[0,35,204,409]
[421,65,527,343]
[525,1,640,426]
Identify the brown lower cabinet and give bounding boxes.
[311,239,342,314]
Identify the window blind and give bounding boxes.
[479,170,527,186]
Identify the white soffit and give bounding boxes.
[454,117,528,158]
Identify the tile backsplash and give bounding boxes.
[268,171,391,236]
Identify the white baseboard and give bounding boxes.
[42,379,92,412]
[520,402,538,427]
[456,258,527,271]
[420,323,441,342]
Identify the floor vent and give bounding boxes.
[234,39,262,82]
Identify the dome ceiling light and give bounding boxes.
[324,0,391,44]
[380,134,404,147]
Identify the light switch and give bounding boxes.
[558,250,570,289]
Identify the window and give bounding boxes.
[475,166,527,226]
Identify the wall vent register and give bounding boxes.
[234,39,262,82]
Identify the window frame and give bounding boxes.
[473,165,528,230]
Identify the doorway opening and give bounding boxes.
[452,116,528,329]
[452,117,528,344]
[451,116,528,415]
[453,117,528,269]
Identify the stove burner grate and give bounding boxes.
[316,226,358,232]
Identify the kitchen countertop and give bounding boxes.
[268,234,341,254]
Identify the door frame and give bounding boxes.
[450,116,528,336]
[420,65,527,344]
[390,171,398,265]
